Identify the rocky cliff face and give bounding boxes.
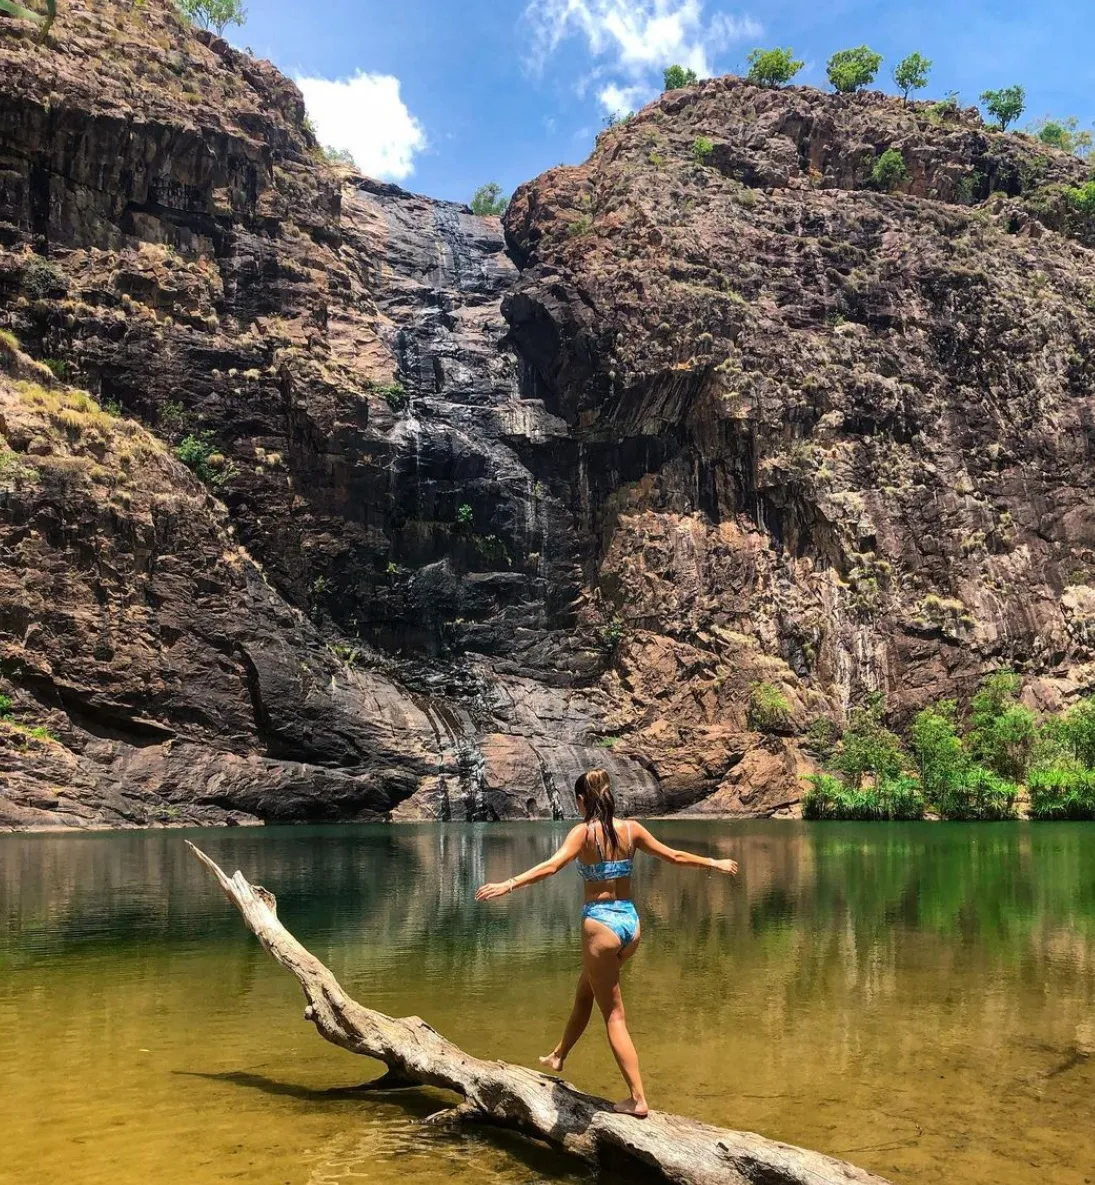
[1,1,1093,828]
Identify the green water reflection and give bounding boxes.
[1,821,1093,1185]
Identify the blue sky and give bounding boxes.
[235,0,1095,205]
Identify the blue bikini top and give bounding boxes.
[576,821,634,882]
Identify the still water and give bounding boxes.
[2,821,1094,1185]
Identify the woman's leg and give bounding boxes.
[540,970,595,1071]
[583,919,648,1116]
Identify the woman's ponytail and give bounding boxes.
[574,768,620,855]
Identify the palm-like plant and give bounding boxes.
[0,0,56,41]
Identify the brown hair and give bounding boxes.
[574,768,620,855]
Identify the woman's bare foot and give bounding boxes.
[613,1096,649,1118]
[538,1051,565,1073]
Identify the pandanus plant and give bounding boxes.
[0,0,56,40]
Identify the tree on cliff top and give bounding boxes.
[177,0,247,36]
[827,45,883,93]
[663,64,699,91]
[980,85,1025,130]
[893,52,931,103]
[746,47,803,88]
[1030,115,1093,157]
[470,183,508,216]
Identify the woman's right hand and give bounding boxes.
[714,858,739,876]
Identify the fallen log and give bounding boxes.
[187,841,892,1185]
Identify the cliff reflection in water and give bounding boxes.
[3,820,1095,1185]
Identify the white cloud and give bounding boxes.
[525,0,761,80]
[598,81,652,116]
[295,71,426,182]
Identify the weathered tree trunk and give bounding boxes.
[187,842,891,1185]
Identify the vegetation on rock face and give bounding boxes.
[871,147,909,191]
[747,682,792,732]
[323,146,355,166]
[691,135,714,164]
[980,85,1025,130]
[175,431,235,485]
[0,0,55,41]
[826,46,883,94]
[745,47,804,88]
[1031,116,1093,157]
[470,182,508,216]
[893,52,931,103]
[663,64,699,91]
[807,674,1095,821]
[176,0,247,36]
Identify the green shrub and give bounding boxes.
[1065,180,1095,215]
[831,697,907,787]
[375,381,408,412]
[967,671,1036,781]
[0,694,12,719]
[748,682,792,732]
[804,716,840,763]
[456,503,474,525]
[600,616,625,652]
[910,700,969,803]
[0,447,40,491]
[323,146,355,166]
[470,182,508,216]
[21,254,67,300]
[980,85,1025,131]
[176,0,247,35]
[692,136,714,164]
[746,47,803,88]
[871,148,909,191]
[1031,116,1093,157]
[936,765,1017,820]
[827,46,883,94]
[893,52,931,103]
[663,64,699,91]
[1028,766,1095,820]
[1057,697,1095,767]
[175,432,235,486]
[42,358,70,381]
[802,773,925,820]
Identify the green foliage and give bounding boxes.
[663,64,699,91]
[176,0,247,35]
[456,503,474,526]
[935,766,1018,821]
[927,91,960,123]
[980,85,1025,131]
[802,773,925,821]
[175,431,235,486]
[600,616,625,652]
[159,400,188,435]
[691,136,714,164]
[893,52,931,102]
[42,358,69,380]
[1064,180,1095,214]
[323,146,355,166]
[0,0,55,41]
[804,716,841,764]
[910,701,969,803]
[1057,697,1095,767]
[831,697,907,788]
[967,671,1036,781]
[1031,116,1093,157]
[826,46,883,94]
[0,694,12,719]
[0,447,39,491]
[103,399,123,416]
[374,381,407,412]
[871,148,909,191]
[1028,766,1095,820]
[748,682,792,733]
[21,254,67,300]
[470,183,508,216]
[745,47,803,88]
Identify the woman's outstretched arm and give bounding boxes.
[631,822,738,875]
[475,824,587,901]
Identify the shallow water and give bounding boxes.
[2,821,1094,1185]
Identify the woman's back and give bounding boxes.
[577,819,634,898]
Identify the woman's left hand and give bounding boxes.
[475,881,512,901]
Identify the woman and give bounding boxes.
[475,768,738,1117]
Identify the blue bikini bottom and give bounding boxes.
[582,900,640,946]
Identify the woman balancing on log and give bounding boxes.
[475,767,738,1118]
